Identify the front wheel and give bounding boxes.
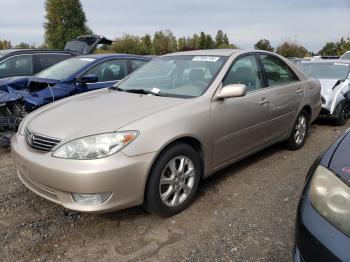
[285,110,309,150]
[144,143,201,217]
[334,101,348,126]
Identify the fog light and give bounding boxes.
[72,192,111,205]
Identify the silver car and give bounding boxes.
[12,49,321,217]
[297,59,350,125]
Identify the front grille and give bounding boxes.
[24,128,61,152]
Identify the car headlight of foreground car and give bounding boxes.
[52,131,139,160]
[309,165,350,237]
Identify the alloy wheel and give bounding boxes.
[159,156,195,207]
[294,115,307,145]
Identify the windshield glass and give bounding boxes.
[297,62,350,79]
[117,55,227,98]
[36,57,95,80]
[340,52,350,60]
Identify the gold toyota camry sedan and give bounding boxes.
[12,49,321,217]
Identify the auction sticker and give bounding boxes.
[334,63,348,66]
[192,56,220,62]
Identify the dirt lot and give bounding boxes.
[0,122,349,262]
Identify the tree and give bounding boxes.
[254,39,274,52]
[215,30,224,48]
[44,0,91,49]
[276,41,309,58]
[0,40,12,49]
[152,30,177,55]
[141,34,152,54]
[15,42,31,49]
[319,37,350,56]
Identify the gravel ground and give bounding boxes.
[0,121,349,262]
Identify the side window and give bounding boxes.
[223,55,262,92]
[259,55,299,87]
[130,59,149,72]
[0,55,33,77]
[83,59,127,82]
[34,54,70,73]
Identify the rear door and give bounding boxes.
[211,54,272,167]
[0,54,33,78]
[258,54,304,139]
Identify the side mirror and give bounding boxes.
[79,74,98,84]
[216,84,246,99]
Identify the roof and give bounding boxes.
[299,59,350,64]
[163,49,242,57]
[80,53,152,60]
[0,49,74,58]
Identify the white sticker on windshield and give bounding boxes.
[334,63,348,66]
[192,56,220,62]
[79,58,96,62]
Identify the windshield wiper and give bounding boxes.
[119,88,162,96]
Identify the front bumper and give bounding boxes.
[294,187,350,261]
[11,134,156,213]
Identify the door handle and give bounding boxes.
[258,98,269,105]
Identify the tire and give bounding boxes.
[144,143,202,217]
[285,110,309,150]
[334,101,347,126]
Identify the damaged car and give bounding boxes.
[297,60,350,125]
[0,34,112,79]
[0,54,151,145]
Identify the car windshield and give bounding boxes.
[297,62,350,79]
[117,55,227,98]
[35,57,96,80]
[340,52,350,60]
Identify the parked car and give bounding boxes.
[294,129,350,262]
[296,60,350,125]
[0,34,112,79]
[340,51,350,60]
[12,49,321,217]
[0,54,151,145]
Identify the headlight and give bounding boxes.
[309,165,350,237]
[52,131,139,160]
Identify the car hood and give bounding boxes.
[319,79,342,95]
[26,89,187,140]
[328,130,350,183]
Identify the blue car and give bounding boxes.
[0,54,151,145]
[294,129,350,261]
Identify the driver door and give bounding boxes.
[76,59,128,92]
[211,54,271,168]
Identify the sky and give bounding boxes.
[0,0,349,52]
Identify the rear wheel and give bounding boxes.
[285,110,309,150]
[144,143,201,217]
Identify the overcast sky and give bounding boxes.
[0,0,349,52]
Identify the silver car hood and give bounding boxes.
[26,89,187,140]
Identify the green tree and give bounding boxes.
[15,42,31,49]
[254,39,274,52]
[44,0,91,49]
[276,41,309,58]
[319,37,350,56]
[205,34,215,49]
[152,30,177,55]
[215,30,224,48]
[141,34,152,54]
[0,40,12,49]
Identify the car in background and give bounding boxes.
[340,51,350,60]
[12,49,321,217]
[0,54,151,146]
[0,34,112,79]
[294,129,350,262]
[296,60,350,125]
